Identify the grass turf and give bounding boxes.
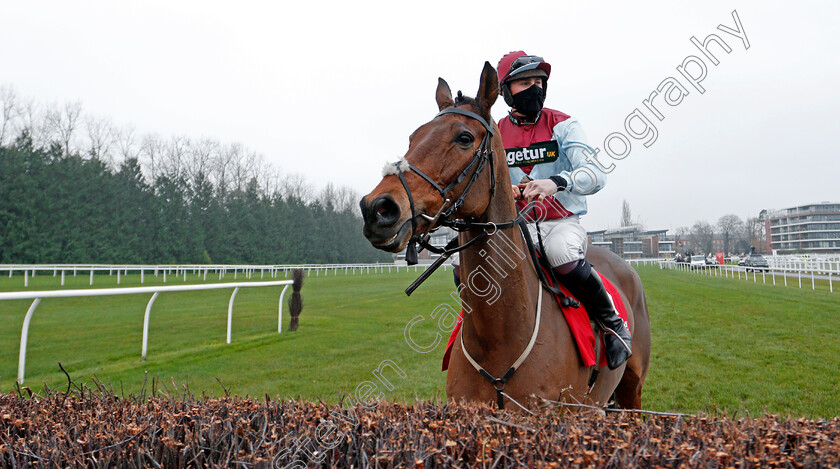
[1,265,838,418]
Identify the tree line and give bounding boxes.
[672,213,767,255]
[619,200,766,255]
[0,86,390,265]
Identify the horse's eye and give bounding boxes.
[456,133,474,146]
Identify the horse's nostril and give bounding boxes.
[359,197,372,222]
[370,195,400,226]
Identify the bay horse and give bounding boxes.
[360,62,650,411]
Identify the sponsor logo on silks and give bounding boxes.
[505,140,560,167]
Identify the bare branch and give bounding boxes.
[336,185,361,214]
[745,216,766,253]
[716,214,744,254]
[212,142,236,196]
[115,124,141,162]
[21,99,51,148]
[162,134,190,179]
[281,173,313,203]
[47,101,83,156]
[690,220,715,255]
[85,115,115,164]
[0,84,19,146]
[187,137,220,186]
[259,165,283,198]
[621,199,632,227]
[319,182,338,210]
[139,133,165,182]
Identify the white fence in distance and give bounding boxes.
[3,257,834,289]
[659,260,837,292]
[0,263,448,287]
[0,280,293,384]
[766,254,840,275]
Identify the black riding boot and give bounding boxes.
[558,259,632,370]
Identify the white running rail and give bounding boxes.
[0,280,293,384]
[658,260,837,292]
[0,262,448,287]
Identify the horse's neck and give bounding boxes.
[458,197,539,350]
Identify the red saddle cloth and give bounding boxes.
[441,269,629,371]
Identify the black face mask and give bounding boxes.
[511,84,545,121]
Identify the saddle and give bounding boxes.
[441,222,629,371]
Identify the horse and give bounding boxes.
[359,62,650,411]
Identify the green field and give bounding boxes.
[1,265,838,418]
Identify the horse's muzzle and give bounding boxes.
[360,194,409,251]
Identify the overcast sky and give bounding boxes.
[2,1,838,232]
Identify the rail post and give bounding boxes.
[278,284,290,333]
[141,292,160,361]
[227,287,240,344]
[17,298,42,384]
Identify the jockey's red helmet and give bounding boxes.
[498,51,551,106]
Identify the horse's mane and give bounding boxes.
[454,91,493,122]
[454,91,475,107]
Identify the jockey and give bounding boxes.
[498,51,632,370]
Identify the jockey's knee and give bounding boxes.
[553,260,580,275]
[555,258,592,285]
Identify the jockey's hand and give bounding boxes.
[520,179,558,203]
[511,184,523,200]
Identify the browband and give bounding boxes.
[436,108,495,135]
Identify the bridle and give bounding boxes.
[389,106,524,295]
[393,107,495,259]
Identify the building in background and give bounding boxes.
[764,202,840,254]
[588,226,674,259]
[391,201,840,262]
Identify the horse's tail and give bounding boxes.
[289,269,304,331]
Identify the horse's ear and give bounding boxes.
[475,61,499,115]
[436,78,454,111]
